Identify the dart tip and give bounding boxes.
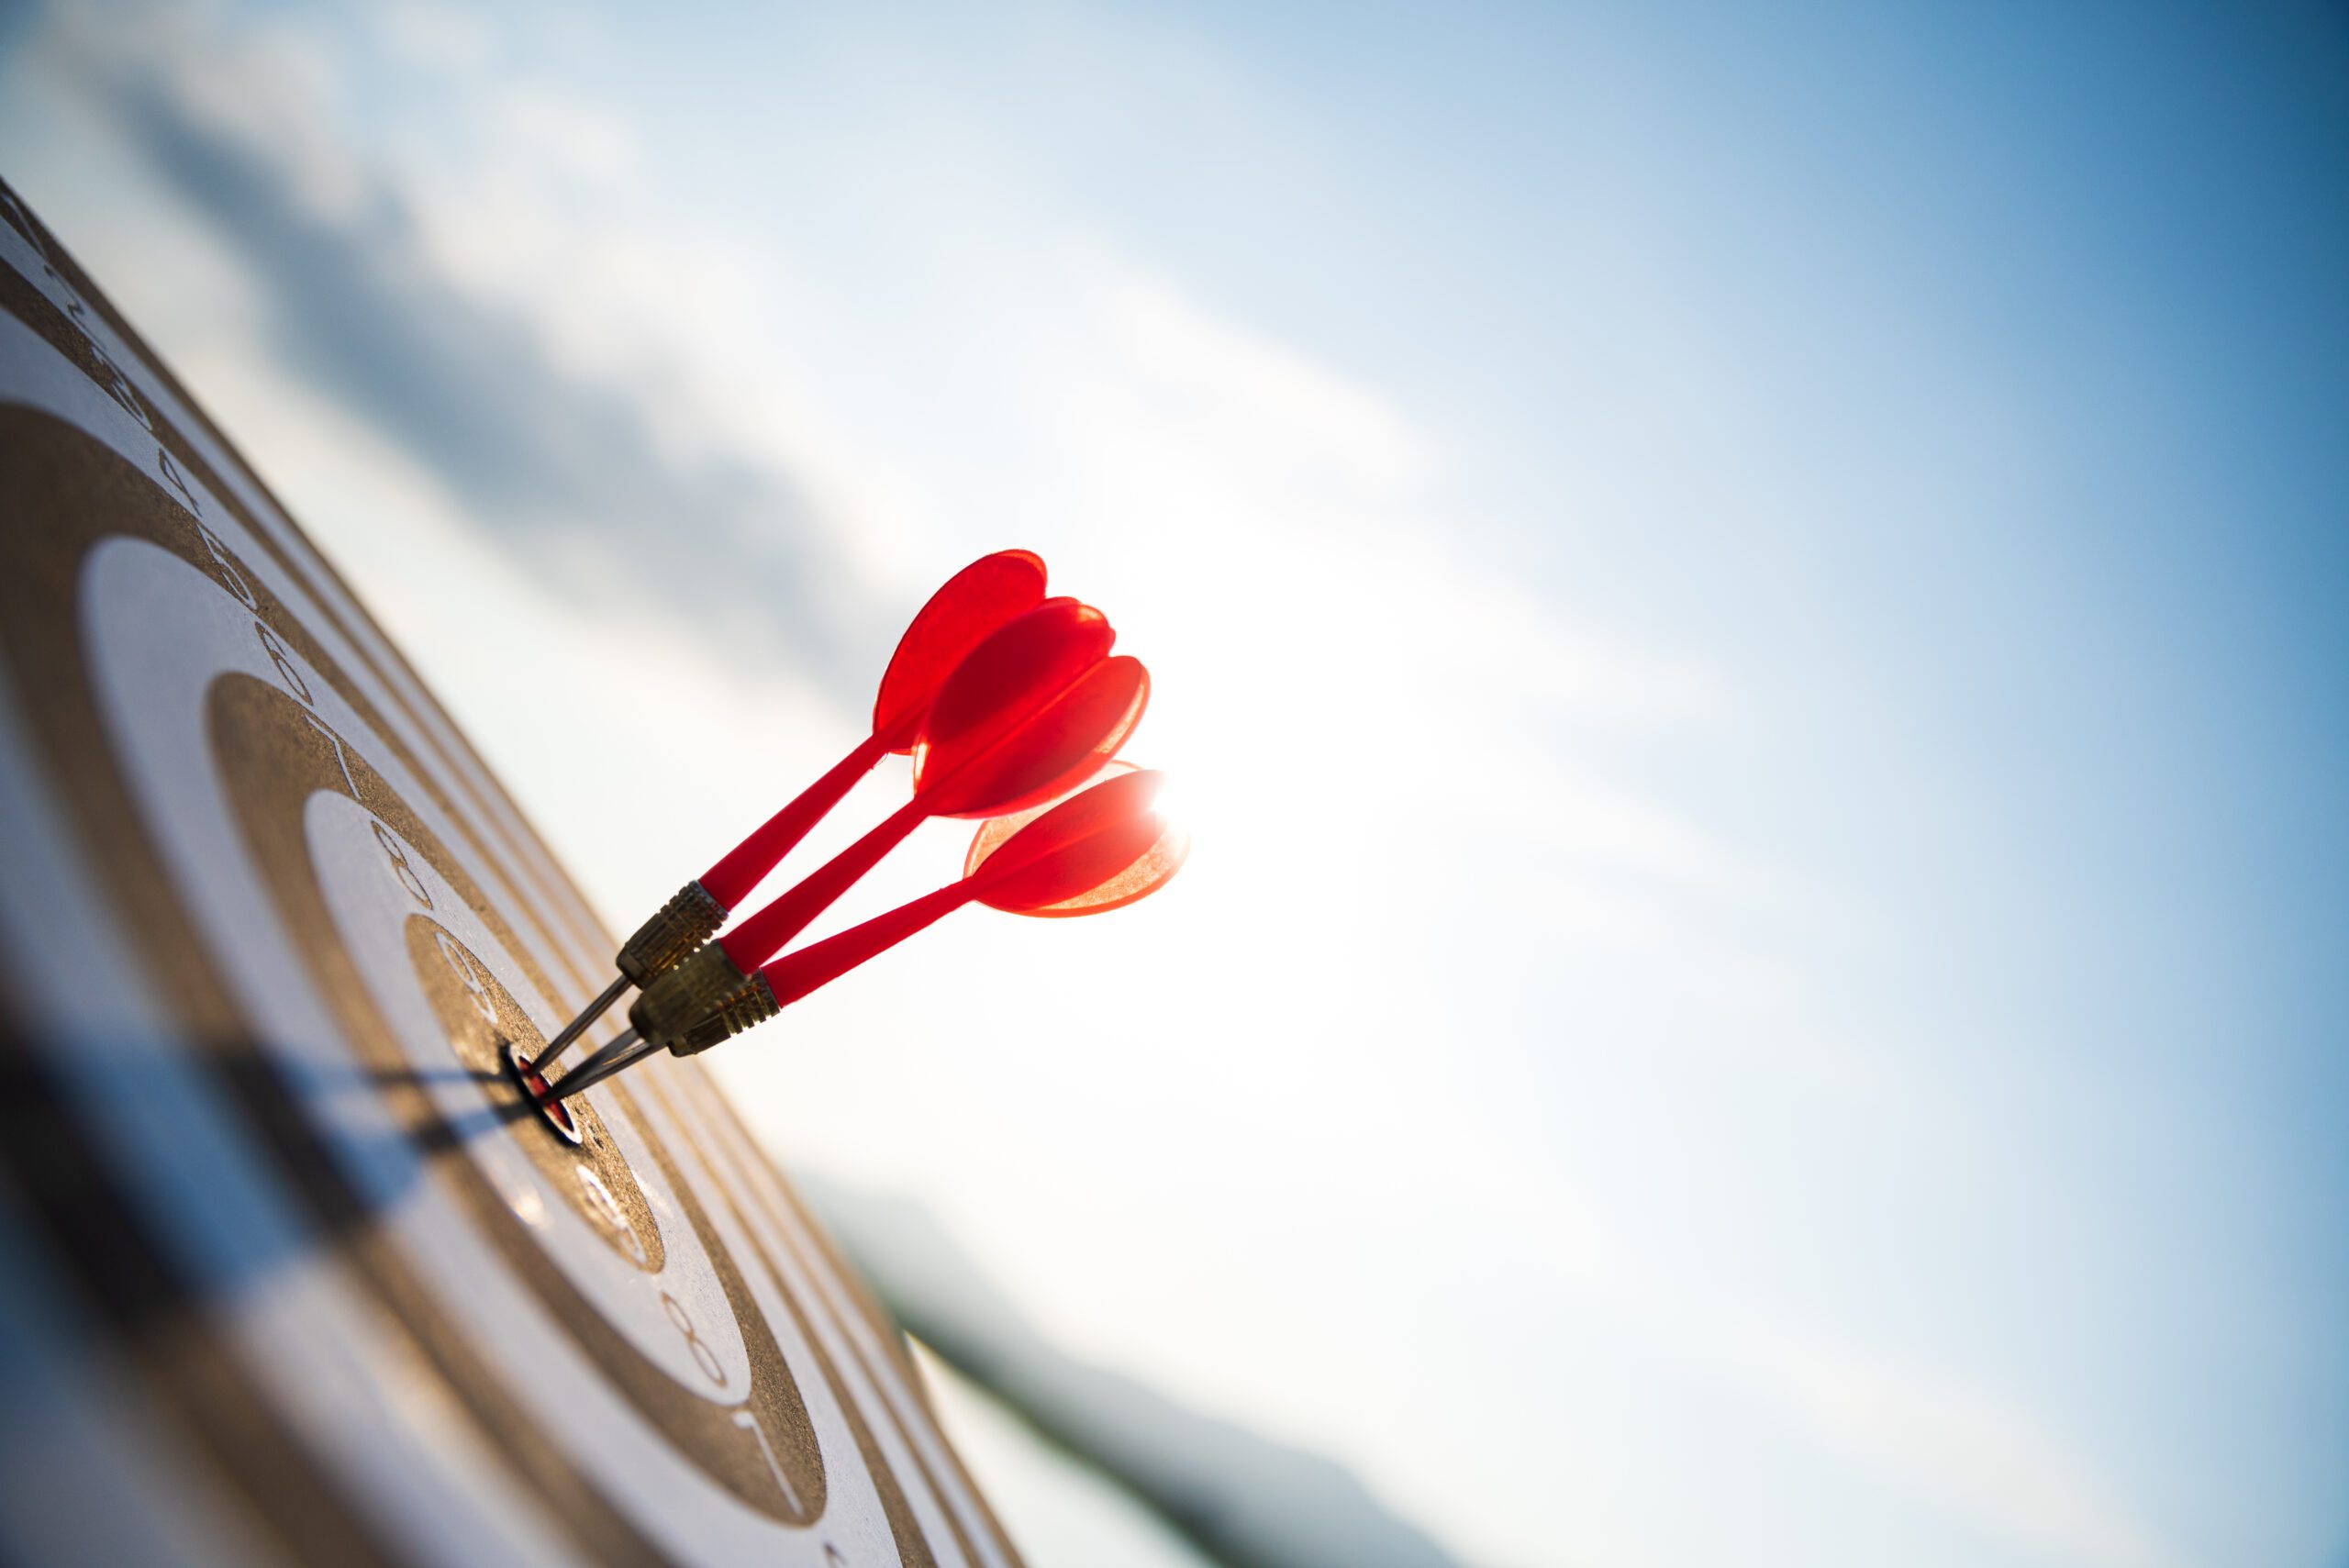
[539,1027,656,1105]
[504,1044,584,1144]
[539,973,634,1067]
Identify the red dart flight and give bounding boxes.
[764,766,1188,1007]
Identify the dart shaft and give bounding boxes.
[700,733,890,909]
[717,796,930,973]
[763,881,975,1008]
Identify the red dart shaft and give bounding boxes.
[699,731,892,909]
[761,880,978,1008]
[759,770,1169,1008]
[715,795,930,971]
[708,632,1141,973]
[584,767,1184,1082]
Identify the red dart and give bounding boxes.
[701,548,1050,906]
[617,598,1151,1049]
[542,770,1185,1099]
[960,757,1143,909]
[771,765,1186,1002]
[539,550,1046,1064]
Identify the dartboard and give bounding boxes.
[0,181,1019,1568]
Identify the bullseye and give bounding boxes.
[507,1042,584,1145]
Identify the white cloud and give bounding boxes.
[1753,1330,2191,1568]
[1098,259,1440,495]
[373,0,496,78]
[96,4,366,224]
[488,80,644,189]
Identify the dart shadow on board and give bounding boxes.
[0,1020,578,1343]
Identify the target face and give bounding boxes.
[0,182,1018,1568]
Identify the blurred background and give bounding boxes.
[4,2,2345,1565]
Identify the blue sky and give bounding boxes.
[4,2,2345,1565]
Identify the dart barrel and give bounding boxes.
[671,973,783,1056]
[614,876,728,984]
[631,939,760,1045]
